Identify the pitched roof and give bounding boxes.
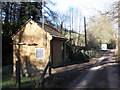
[37,23,67,39]
[12,19,67,40]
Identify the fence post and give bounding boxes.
[16,61,21,88]
[49,56,52,76]
[49,63,51,76]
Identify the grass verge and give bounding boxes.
[2,75,36,88]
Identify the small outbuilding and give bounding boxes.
[101,44,107,50]
[12,19,67,76]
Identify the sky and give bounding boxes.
[50,0,117,17]
[48,0,118,33]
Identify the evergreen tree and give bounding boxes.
[2,2,57,36]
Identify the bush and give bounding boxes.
[80,50,90,62]
[70,50,90,62]
[2,65,13,75]
[88,49,103,58]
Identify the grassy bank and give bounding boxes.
[2,75,36,88]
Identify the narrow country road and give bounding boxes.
[66,50,119,88]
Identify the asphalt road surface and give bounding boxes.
[66,50,119,88]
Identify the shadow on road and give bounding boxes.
[66,53,119,88]
[44,61,96,88]
[44,52,119,88]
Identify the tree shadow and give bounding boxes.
[21,56,43,77]
[44,56,119,88]
[44,62,96,88]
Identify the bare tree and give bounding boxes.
[87,14,117,49]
